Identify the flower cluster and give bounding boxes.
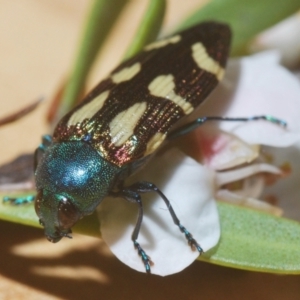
[98,52,300,276]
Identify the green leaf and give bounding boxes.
[123,0,166,60]
[2,191,300,274]
[0,191,101,238]
[0,192,39,228]
[57,0,129,121]
[200,202,300,274]
[178,0,300,55]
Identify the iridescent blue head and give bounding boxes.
[35,141,120,243]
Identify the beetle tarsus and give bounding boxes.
[3,194,35,205]
[119,181,203,271]
[179,224,203,253]
[134,241,153,273]
[125,181,204,254]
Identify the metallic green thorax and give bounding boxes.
[35,141,121,242]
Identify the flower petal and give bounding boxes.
[97,149,219,276]
[250,15,300,68]
[196,51,300,147]
[217,189,283,216]
[216,163,284,216]
[262,143,300,222]
[185,127,260,170]
[216,163,282,187]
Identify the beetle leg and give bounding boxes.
[3,194,35,205]
[3,135,52,205]
[125,181,203,253]
[111,188,153,273]
[34,135,52,171]
[167,115,287,140]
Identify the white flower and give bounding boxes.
[190,51,300,215]
[98,149,218,276]
[97,51,300,276]
[250,15,300,68]
[196,51,300,148]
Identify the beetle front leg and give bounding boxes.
[168,115,287,140]
[111,189,154,273]
[3,135,52,206]
[127,181,203,253]
[34,135,52,171]
[3,194,35,205]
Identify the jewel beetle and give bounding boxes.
[7,22,231,273]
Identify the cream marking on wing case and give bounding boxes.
[109,102,148,146]
[111,62,142,84]
[67,90,110,126]
[191,42,225,81]
[144,35,181,51]
[148,74,194,114]
[144,132,167,156]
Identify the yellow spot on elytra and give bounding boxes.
[109,102,147,146]
[68,91,109,126]
[148,74,193,114]
[111,62,141,83]
[144,35,181,51]
[191,43,225,81]
[144,132,166,156]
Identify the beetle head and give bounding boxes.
[34,141,121,243]
[34,189,80,242]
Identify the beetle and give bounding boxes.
[5,22,231,273]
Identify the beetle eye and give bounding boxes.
[58,197,80,229]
